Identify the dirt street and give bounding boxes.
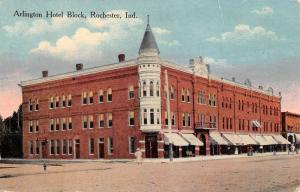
[1,155,300,192]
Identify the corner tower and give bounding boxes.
[138,16,161,133]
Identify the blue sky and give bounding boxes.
[0,0,300,117]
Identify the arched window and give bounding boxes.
[143,81,147,96]
[156,82,160,96]
[186,89,190,102]
[181,88,185,102]
[170,86,174,99]
[107,88,112,102]
[150,81,154,96]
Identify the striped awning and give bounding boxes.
[238,134,257,145]
[209,132,229,145]
[250,135,269,145]
[164,133,189,146]
[252,120,261,128]
[272,135,291,145]
[180,134,203,146]
[263,135,278,145]
[222,133,244,145]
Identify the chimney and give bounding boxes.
[42,70,48,77]
[258,85,263,90]
[232,77,236,82]
[76,63,83,71]
[118,54,125,62]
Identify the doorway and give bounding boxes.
[75,139,80,159]
[41,141,47,158]
[98,138,105,159]
[145,134,158,158]
[200,134,206,155]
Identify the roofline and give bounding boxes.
[282,111,300,117]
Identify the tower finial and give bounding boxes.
[147,15,149,25]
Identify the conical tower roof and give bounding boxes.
[139,15,160,54]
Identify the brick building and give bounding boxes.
[20,19,290,159]
[282,112,300,149]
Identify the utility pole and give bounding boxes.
[164,70,173,162]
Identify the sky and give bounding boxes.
[0,0,300,118]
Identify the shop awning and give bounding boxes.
[263,135,278,145]
[252,120,261,128]
[294,134,300,144]
[272,134,291,145]
[222,133,244,145]
[164,133,189,146]
[209,132,229,145]
[180,134,203,146]
[250,135,269,145]
[238,134,257,145]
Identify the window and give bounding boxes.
[82,92,88,105]
[209,94,216,106]
[29,141,33,155]
[241,101,244,111]
[68,117,72,130]
[181,89,185,102]
[29,99,33,112]
[156,109,160,124]
[107,88,112,102]
[129,111,134,126]
[89,91,93,104]
[62,95,66,107]
[226,117,229,129]
[49,97,54,109]
[165,111,168,125]
[182,113,186,127]
[98,89,104,103]
[108,137,113,155]
[62,118,67,131]
[89,115,94,128]
[150,81,154,96]
[89,138,94,154]
[230,118,232,129]
[171,112,175,126]
[187,113,191,127]
[35,141,40,155]
[143,109,147,125]
[107,112,112,127]
[156,82,160,97]
[68,140,73,155]
[223,117,225,129]
[35,99,39,111]
[129,137,136,154]
[150,109,154,124]
[56,140,60,155]
[56,118,60,131]
[198,91,206,104]
[67,94,72,107]
[222,97,224,108]
[128,85,134,99]
[170,86,175,99]
[50,140,55,155]
[83,116,88,129]
[143,81,147,96]
[99,114,104,128]
[50,119,54,131]
[35,120,39,132]
[55,96,59,108]
[186,89,190,102]
[62,140,67,155]
[29,120,33,133]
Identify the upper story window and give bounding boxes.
[181,88,185,102]
[62,118,67,131]
[89,115,94,129]
[82,116,88,129]
[171,112,175,126]
[198,91,206,105]
[165,111,168,125]
[170,86,175,99]
[68,117,72,130]
[143,81,147,96]
[143,109,147,125]
[182,113,186,127]
[49,97,54,109]
[98,89,104,103]
[208,94,216,107]
[107,112,113,127]
[29,99,33,112]
[67,94,72,107]
[107,88,112,102]
[186,89,190,102]
[241,100,244,111]
[29,120,33,133]
[82,92,88,105]
[55,96,60,108]
[128,85,134,99]
[156,109,160,124]
[156,82,160,97]
[89,91,94,104]
[187,113,191,127]
[50,119,54,131]
[129,111,134,126]
[150,109,155,124]
[35,120,39,132]
[55,118,60,131]
[35,99,39,111]
[99,114,104,128]
[62,95,66,108]
[150,81,154,96]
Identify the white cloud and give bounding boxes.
[3,17,77,36]
[153,27,171,35]
[207,24,279,42]
[160,40,180,46]
[251,6,273,16]
[31,28,108,60]
[203,57,230,68]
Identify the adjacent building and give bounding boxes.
[282,112,300,149]
[20,19,290,159]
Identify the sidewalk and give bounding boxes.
[0,151,298,164]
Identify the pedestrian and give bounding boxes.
[134,148,143,165]
[291,144,295,154]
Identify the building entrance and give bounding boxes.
[145,134,158,158]
[200,134,206,155]
[98,138,105,159]
[75,139,80,159]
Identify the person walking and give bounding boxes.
[134,148,143,165]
